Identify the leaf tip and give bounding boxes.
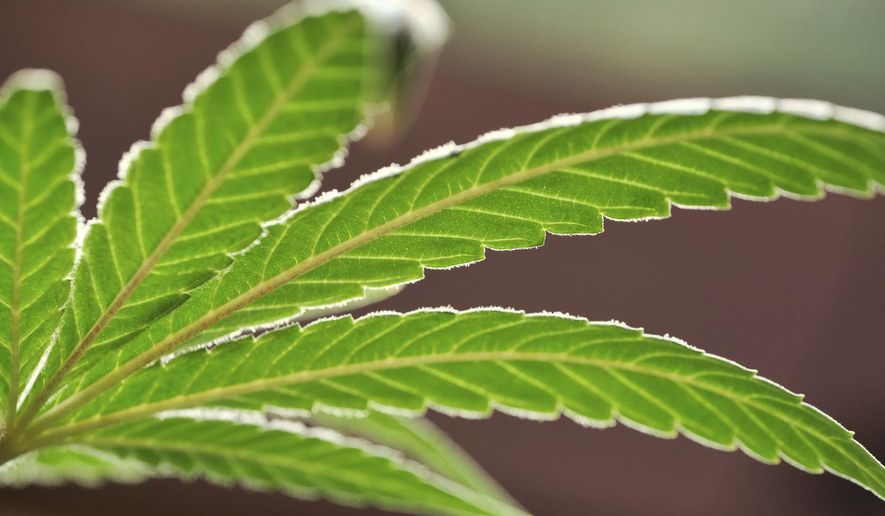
[1,68,66,98]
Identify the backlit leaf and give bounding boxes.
[21,2,414,422]
[0,71,80,423]
[53,98,885,420]
[50,310,885,499]
[73,416,521,515]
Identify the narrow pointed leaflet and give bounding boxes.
[44,98,885,423]
[0,71,80,426]
[63,417,521,515]
[40,310,885,498]
[20,7,400,423]
[1,412,521,515]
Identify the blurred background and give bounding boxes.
[1,0,884,514]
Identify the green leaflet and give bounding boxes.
[0,71,80,424]
[21,5,395,418]
[166,100,885,352]
[42,310,885,499]
[0,444,151,487]
[69,416,518,515]
[306,411,519,509]
[51,98,885,418]
[0,413,519,515]
[0,412,521,515]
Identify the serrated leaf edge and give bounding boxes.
[0,70,86,415]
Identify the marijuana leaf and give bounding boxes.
[49,98,884,422]
[0,70,81,426]
[19,5,404,426]
[67,416,520,515]
[1,0,883,512]
[42,310,885,498]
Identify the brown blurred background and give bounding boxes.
[1,0,883,514]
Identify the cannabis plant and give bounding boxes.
[0,1,882,514]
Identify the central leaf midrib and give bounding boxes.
[37,348,866,476]
[23,22,356,420]
[129,121,869,360]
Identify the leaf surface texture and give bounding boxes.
[59,310,885,499]
[74,417,514,515]
[0,74,79,421]
[31,8,389,409]
[60,101,885,405]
